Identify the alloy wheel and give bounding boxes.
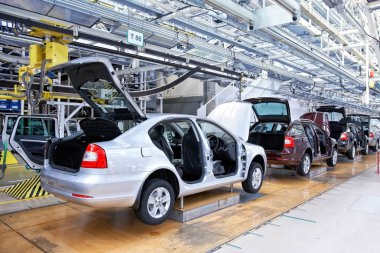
[147,187,171,219]
[332,149,338,165]
[303,155,311,174]
[252,167,263,189]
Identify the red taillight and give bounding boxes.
[340,132,349,141]
[81,144,108,169]
[369,132,374,138]
[284,136,295,148]
[72,193,93,198]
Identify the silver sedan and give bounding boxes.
[40,58,267,225]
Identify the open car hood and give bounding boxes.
[208,102,255,141]
[244,97,291,124]
[51,57,146,121]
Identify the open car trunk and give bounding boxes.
[248,132,285,151]
[46,57,147,172]
[248,122,288,151]
[49,118,121,173]
[329,122,345,140]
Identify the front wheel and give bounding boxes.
[362,143,369,155]
[242,162,264,194]
[296,153,311,176]
[326,148,338,167]
[347,145,356,160]
[135,179,174,225]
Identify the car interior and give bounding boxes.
[148,120,238,182]
[149,121,204,182]
[197,120,238,178]
[303,124,317,155]
[312,124,328,155]
[249,122,288,151]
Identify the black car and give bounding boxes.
[347,114,380,152]
[316,106,368,159]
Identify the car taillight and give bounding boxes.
[340,132,349,141]
[284,136,295,148]
[369,132,374,138]
[81,144,108,169]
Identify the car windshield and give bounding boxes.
[324,112,344,122]
[80,79,132,114]
[252,102,288,116]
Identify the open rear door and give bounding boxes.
[9,116,58,170]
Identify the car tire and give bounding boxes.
[296,153,311,176]
[362,143,369,155]
[347,145,356,160]
[372,141,379,152]
[242,162,264,194]
[135,179,174,225]
[326,147,338,167]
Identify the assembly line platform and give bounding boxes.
[0,154,376,253]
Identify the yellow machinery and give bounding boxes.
[18,26,71,80]
[0,23,80,102]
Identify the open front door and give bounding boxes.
[9,116,58,170]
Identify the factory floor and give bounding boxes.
[0,153,376,253]
[215,165,380,253]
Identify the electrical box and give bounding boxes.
[29,44,43,69]
[45,41,68,69]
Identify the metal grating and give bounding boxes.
[0,0,54,15]
[47,5,99,27]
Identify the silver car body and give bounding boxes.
[41,114,266,208]
[39,57,267,209]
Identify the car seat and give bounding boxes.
[149,125,174,162]
[182,127,202,181]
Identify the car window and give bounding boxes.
[197,120,234,144]
[370,119,380,130]
[251,122,288,133]
[15,118,56,137]
[288,124,304,136]
[6,116,17,135]
[312,124,326,139]
[252,102,288,116]
[325,112,344,122]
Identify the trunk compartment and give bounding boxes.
[48,118,122,172]
[248,132,285,151]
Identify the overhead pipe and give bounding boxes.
[0,52,29,65]
[205,0,255,27]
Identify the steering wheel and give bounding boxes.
[207,135,219,150]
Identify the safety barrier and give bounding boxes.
[4,174,50,199]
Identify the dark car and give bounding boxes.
[347,114,380,152]
[316,106,368,159]
[245,98,337,176]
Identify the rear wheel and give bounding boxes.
[362,143,369,155]
[347,145,356,160]
[135,179,174,225]
[326,148,338,167]
[372,141,379,152]
[296,153,311,176]
[242,162,264,194]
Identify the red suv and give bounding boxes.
[245,98,337,176]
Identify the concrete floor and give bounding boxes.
[0,164,37,187]
[215,166,380,253]
[0,154,376,253]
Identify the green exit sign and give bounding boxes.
[127,29,144,47]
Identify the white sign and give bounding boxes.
[127,29,144,47]
[262,69,268,79]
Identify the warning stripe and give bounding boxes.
[4,175,50,199]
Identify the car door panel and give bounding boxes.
[9,116,58,170]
